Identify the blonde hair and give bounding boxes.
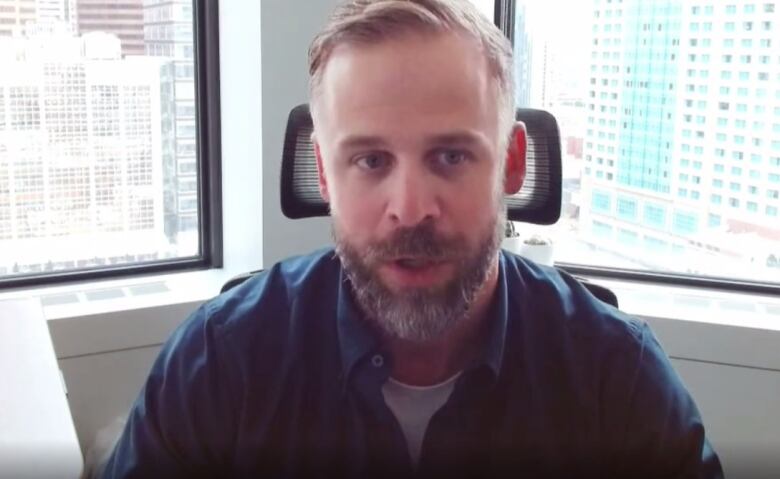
[308,0,515,148]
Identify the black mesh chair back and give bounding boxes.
[280,104,562,225]
[223,104,618,309]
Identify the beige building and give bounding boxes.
[0,0,37,37]
[0,31,168,275]
[76,0,144,56]
[0,0,78,37]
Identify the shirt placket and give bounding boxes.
[415,366,497,478]
[349,351,415,478]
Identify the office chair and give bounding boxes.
[222,104,618,308]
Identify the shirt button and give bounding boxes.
[371,354,384,368]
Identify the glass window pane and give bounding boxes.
[469,0,496,21]
[512,0,780,284]
[0,0,200,279]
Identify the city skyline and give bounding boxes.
[142,0,198,241]
[77,0,144,56]
[0,3,194,277]
[579,0,780,278]
[1,0,778,282]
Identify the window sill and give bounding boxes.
[586,276,780,372]
[1,268,778,372]
[0,268,236,359]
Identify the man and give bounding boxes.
[102,0,723,477]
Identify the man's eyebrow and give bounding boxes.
[425,131,485,146]
[338,135,388,149]
[337,131,486,149]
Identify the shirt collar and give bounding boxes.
[335,252,511,390]
[336,267,380,392]
[471,251,509,379]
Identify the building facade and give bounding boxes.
[582,0,780,277]
[76,0,144,56]
[1,0,39,37]
[0,31,166,274]
[142,0,197,241]
[0,0,77,37]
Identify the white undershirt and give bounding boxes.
[381,372,461,467]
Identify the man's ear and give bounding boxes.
[504,121,527,195]
[313,134,331,203]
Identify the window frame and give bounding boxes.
[0,0,223,289]
[499,0,780,296]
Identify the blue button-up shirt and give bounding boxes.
[102,249,723,478]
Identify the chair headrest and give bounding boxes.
[280,104,561,225]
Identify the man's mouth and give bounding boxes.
[378,256,453,288]
[393,257,437,270]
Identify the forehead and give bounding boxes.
[314,31,499,140]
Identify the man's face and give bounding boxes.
[313,32,511,342]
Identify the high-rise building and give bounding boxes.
[0,30,166,275]
[582,0,780,277]
[0,0,39,37]
[0,0,77,37]
[143,0,197,241]
[76,0,144,56]
[37,0,76,30]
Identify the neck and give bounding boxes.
[385,258,500,386]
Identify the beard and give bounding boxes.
[334,207,505,343]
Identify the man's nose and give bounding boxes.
[386,165,441,227]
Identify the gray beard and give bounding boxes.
[334,209,505,343]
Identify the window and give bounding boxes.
[0,0,221,286]
[591,190,612,213]
[643,204,667,228]
[510,0,779,290]
[673,211,699,235]
[469,0,495,19]
[709,214,722,227]
[616,197,638,221]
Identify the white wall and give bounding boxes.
[645,315,780,478]
[47,298,205,460]
[672,359,780,479]
[260,0,336,266]
[220,0,264,273]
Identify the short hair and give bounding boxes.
[308,0,515,146]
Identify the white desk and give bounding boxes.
[0,298,83,479]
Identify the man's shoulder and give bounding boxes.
[174,248,342,347]
[501,250,671,413]
[501,250,645,349]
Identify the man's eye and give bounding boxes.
[355,153,389,170]
[433,150,468,167]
